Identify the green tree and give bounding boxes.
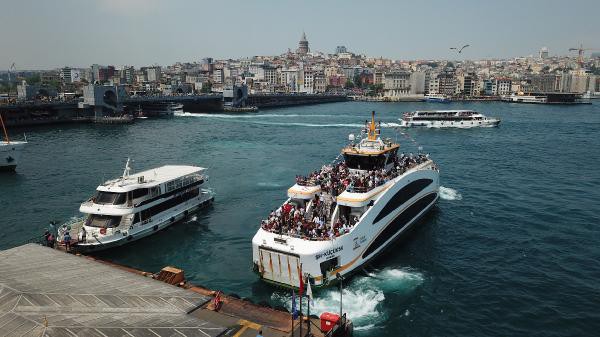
[200,82,212,93]
[344,79,355,89]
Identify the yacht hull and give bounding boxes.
[60,193,214,253]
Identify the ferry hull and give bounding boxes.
[252,166,439,288]
[399,119,500,128]
[60,194,214,253]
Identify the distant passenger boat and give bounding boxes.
[425,94,451,103]
[143,102,184,117]
[502,94,547,104]
[399,110,500,128]
[0,113,27,172]
[56,159,214,252]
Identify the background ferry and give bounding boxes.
[252,111,439,289]
[424,93,451,102]
[399,110,500,128]
[57,160,214,252]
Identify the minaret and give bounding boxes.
[297,31,309,55]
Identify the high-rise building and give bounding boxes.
[335,46,347,54]
[539,47,549,59]
[297,32,309,55]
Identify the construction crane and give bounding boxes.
[568,44,598,68]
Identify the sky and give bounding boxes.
[0,0,598,70]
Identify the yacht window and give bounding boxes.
[131,188,149,199]
[85,214,122,228]
[95,192,126,205]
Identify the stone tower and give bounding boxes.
[297,31,309,55]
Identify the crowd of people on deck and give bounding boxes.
[260,195,355,240]
[262,153,433,240]
[295,153,431,194]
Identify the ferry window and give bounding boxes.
[85,214,122,228]
[344,154,386,170]
[95,192,126,205]
[131,188,149,199]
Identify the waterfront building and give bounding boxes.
[212,68,224,84]
[146,66,162,82]
[409,72,426,95]
[91,64,115,84]
[438,71,457,96]
[314,72,327,93]
[496,78,512,95]
[61,67,72,83]
[383,71,411,98]
[297,31,309,55]
[463,73,478,96]
[302,69,314,94]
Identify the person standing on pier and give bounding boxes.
[80,227,87,244]
[63,231,71,251]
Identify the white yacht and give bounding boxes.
[252,112,439,289]
[57,160,214,252]
[424,94,451,102]
[398,110,500,128]
[1,113,27,172]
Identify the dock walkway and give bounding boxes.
[0,244,223,337]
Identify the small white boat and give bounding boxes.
[399,110,500,128]
[57,159,214,252]
[0,113,27,172]
[425,94,451,102]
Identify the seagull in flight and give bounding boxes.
[450,44,470,53]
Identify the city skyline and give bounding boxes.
[1,0,599,70]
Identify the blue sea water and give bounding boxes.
[1,101,600,336]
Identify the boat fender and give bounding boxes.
[153,225,158,231]
[170,217,175,223]
[184,210,189,216]
[126,235,133,241]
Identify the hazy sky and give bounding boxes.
[1,0,598,69]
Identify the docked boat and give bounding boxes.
[252,111,439,288]
[425,93,451,102]
[0,113,27,172]
[57,159,214,252]
[398,110,500,128]
[501,93,547,104]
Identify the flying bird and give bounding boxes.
[450,44,470,53]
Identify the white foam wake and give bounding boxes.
[174,112,339,119]
[270,267,424,331]
[439,186,462,201]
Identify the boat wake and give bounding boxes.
[271,267,423,331]
[250,121,402,128]
[439,186,462,201]
[174,112,338,119]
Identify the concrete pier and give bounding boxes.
[0,244,352,337]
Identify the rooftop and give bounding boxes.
[99,165,205,192]
[0,244,224,337]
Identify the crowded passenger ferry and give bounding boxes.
[56,159,214,252]
[399,110,500,128]
[252,111,440,288]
